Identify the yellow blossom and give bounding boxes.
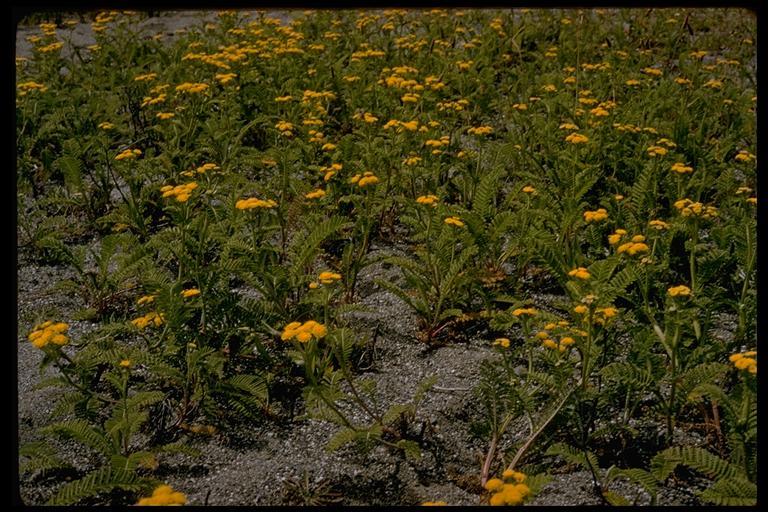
[565,133,589,144]
[583,208,608,223]
[305,189,326,199]
[668,285,692,297]
[318,271,342,284]
[136,485,186,506]
[444,216,465,227]
[568,267,591,280]
[417,195,439,206]
[28,321,69,349]
[281,320,328,342]
[115,148,142,161]
[492,338,511,348]
[670,162,693,174]
[236,197,277,210]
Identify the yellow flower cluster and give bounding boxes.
[425,136,450,148]
[349,172,380,187]
[215,73,238,85]
[735,150,755,162]
[98,121,114,130]
[305,188,326,199]
[136,485,186,506]
[485,470,530,506]
[28,321,69,349]
[565,133,589,144]
[236,197,277,210]
[37,42,64,53]
[541,335,575,352]
[416,195,439,206]
[316,271,342,284]
[729,351,757,374]
[383,119,420,132]
[437,99,470,112]
[456,60,474,71]
[641,67,662,76]
[656,138,677,148]
[115,148,142,161]
[308,130,326,144]
[444,216,465,227]
[670,162,693,174]
[131,311,165,329]
[402,155,422,166]
[617,235,650,256]
[646,145,668,156]
[281,320,328,342]
[175,82,210,94]
[137,295,156,305]
[161,182,198,203]
[568,267,591,280]
[141,93,167,107]
[608,228,627,245]
[134,72,157,82]
[667,285,692,297]
[181,288,200,298]
[703,79,723,89]
[353,112,379,124]
[492,337,511,348]
[468,126,494,136]
[649,219,669,230]
[583,208,608,222]
[512,308,538,317]
[156,112,175,120]
[275,121,294,137]
[673,199,718,219]
[350,48,385,61]
[17,81,48,95]
[582,61,611,72]
[522,185,536,194]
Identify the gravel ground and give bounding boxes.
[16,242,708,506]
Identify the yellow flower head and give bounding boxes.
[357,172,380,187]
[417,195,439,206]
[493,338,511,348]
[444,216,465,227]
[281,320,328,342]
[136,484,186,506]
[512,308,538,317]
[583,208,608,223]
[305,188,326,199]
[28,321,70,349]
[236,197,277,210]
[137,295,156,305]
[115,148,142,161]
[565,133,589,144]
[670,162,694,174]
[318,271,342,284]
[181,288,201,298]
[568,267,591,280]
[667,285,692,297]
